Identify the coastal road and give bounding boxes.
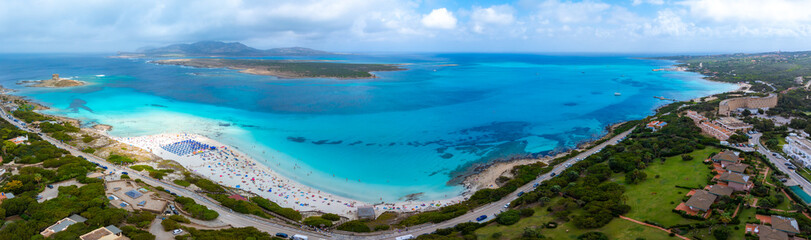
[387,128,636,239]
[0,109,333,239]
[753,133,811,199]
[0,107,635,239]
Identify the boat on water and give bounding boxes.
[614,92,621,96]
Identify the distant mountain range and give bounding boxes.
[117,41,332,57]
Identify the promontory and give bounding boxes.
[153,58,404,79]
[22,74,86,88]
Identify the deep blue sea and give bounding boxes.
[0,53,736,202]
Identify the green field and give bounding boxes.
[620,147,718,227]
[475,207,673,240]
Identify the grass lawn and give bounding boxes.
[474,207,673,240]
[619,147,719,227]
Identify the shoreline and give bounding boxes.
[110,132,470,218]
[0,59,741,219]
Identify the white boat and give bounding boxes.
[614,92,621,96]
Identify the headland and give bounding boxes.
[20,74,86,88]
[153,58,403,79]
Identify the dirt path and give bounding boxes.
[619,215,690,240]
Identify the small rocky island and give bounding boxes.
[21,74,86,88]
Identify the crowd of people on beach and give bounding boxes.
[116,133,469,217]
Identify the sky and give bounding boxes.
[1,0,810,53]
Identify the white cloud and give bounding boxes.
[421,8,457,29]
[632,0,664,6]
[535,0,611,24]
[644,9,694,36]
[470,5,516,33]
[680,0,811,22]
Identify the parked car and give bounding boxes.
[47,184,53,189]
[476,215,488,221]
[121,172,128,175]
[517,191,524,197]
[788,166,796,170]
[504,203,510,208]
[291,234,309,240]
[172,229,184,235]
[275,233,289,238]
[550,172,556,177]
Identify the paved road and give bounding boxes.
[752,133,811,200]
[0,107,634,239]
[389,128,636,239]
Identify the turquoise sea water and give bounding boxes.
[0,53,737,202]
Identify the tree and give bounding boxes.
[742,109,752,117]
[712,226,731,240]
[719,212,732,224]
[578,232,609,240]
[625,169,647,184]
[3,180,22,192]
[681,154,694,161]
[496,210,521,225]
[33,173,42,186]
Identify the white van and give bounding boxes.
[396,235,415,240]
[291,234,309,240]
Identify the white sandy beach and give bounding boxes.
[114,133,470,218]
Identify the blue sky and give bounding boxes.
[1,0,810,53]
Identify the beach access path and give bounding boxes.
[0,106,634,239]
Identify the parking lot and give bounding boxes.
[38,179,85,203]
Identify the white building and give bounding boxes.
[783,134,811,168]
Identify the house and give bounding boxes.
[357,206,375,220]
[0,192,15,203]
[713,151,741,167]
[772,215,801,235]
[685,190,717,212]
[725,163,749,174]
[8,135,28,145]
[41,214,87,237]
[747,224,789,240]
[79,225,127,240]
[707,184,734,197]
[718,172,752,191]
[646,121,667,131]
[784,135,811,168]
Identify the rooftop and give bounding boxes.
[719,172,750,184]
[708,184,734,196]
[772,215,800,234]
[725,163,749,173]
[685,190,717,211]
[713,151,740,163]
[755,225,789,240]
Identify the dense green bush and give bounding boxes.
[303,216,333,227]
[496,210,520,225]
[321,213,341,221]
[249,196,302,221]
[336,220,370,232]
[209,194,268,219]
[175,196,219,220]
[175,227,272,240]
[108,154,135,164]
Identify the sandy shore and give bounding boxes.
[114,133,469,218]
